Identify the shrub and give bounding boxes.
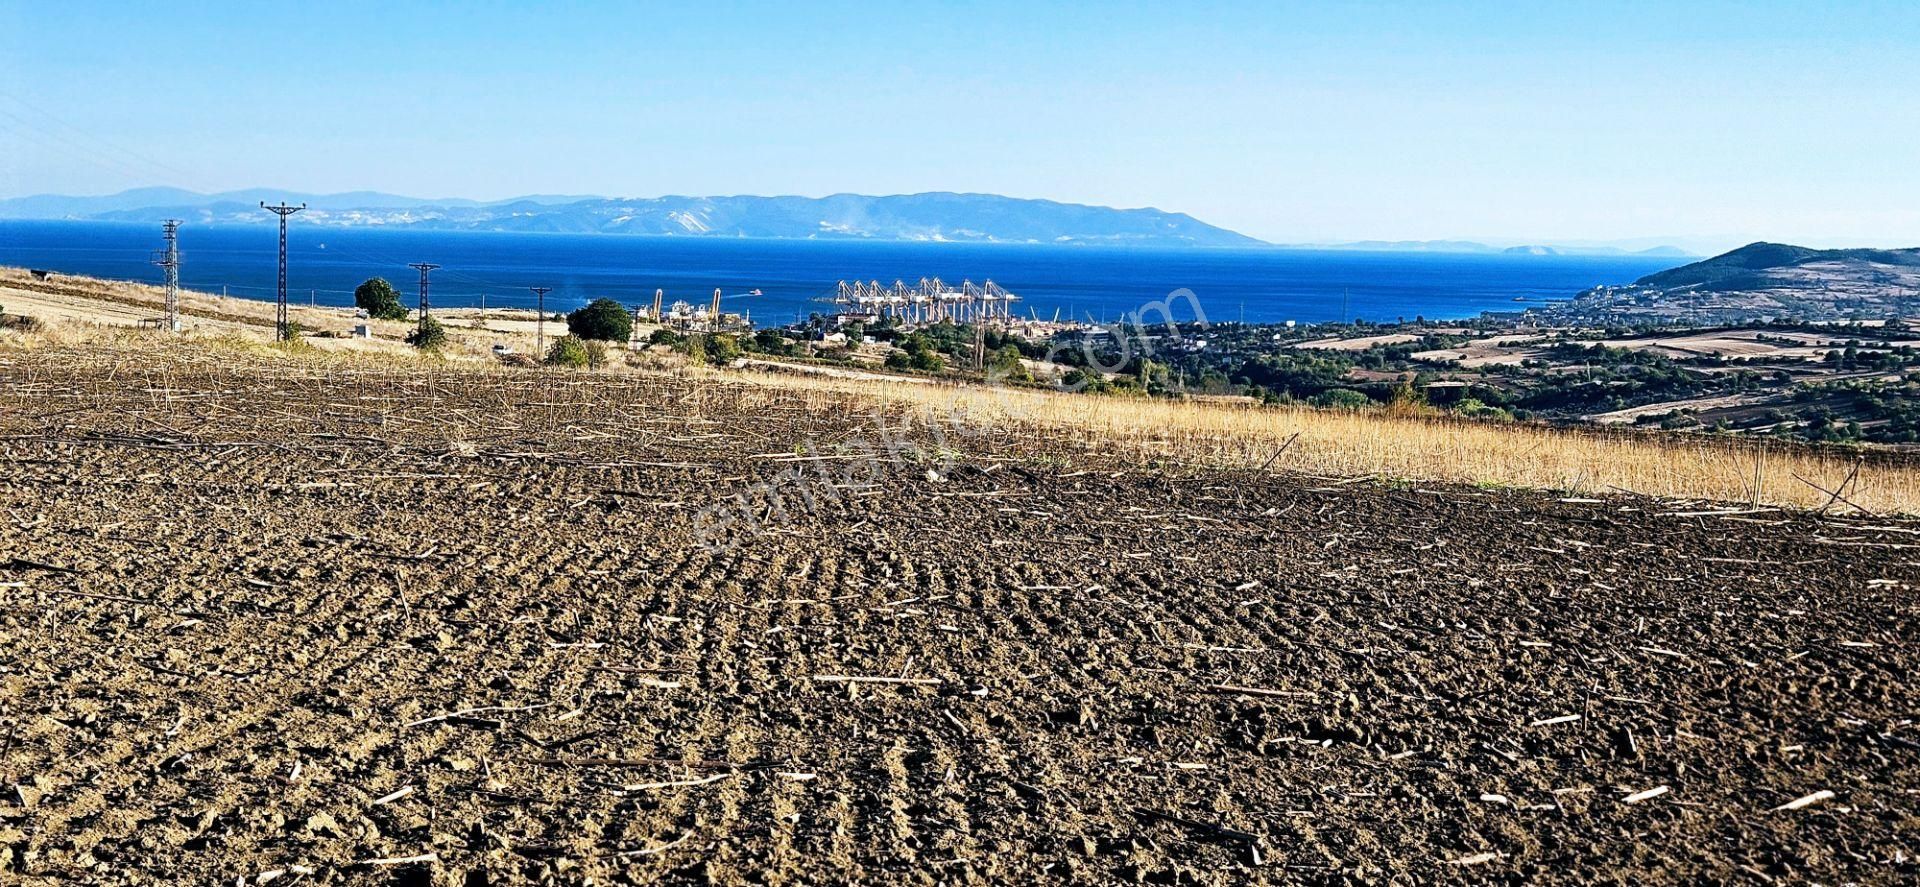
[753,329,789,355]
[566,298,633,342]
[889,333,944,372]
[1314,388,1372,409]
[406,314,447,349]
[1061,367,1108,393]
[649,328,682,347]
[585,340,609,369]
[1384,381,1437,418]
[546,335,590,368]
[1454,397,1513,422]
[354,278,409,321]
[988,344,1032,384]
[706,334,743,363]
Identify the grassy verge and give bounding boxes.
[3,323,1913,512]
[722,367,1920,513]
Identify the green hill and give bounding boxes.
[1637,242,1920,292]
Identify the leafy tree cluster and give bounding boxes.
[1822,342,1920,371]
[743,329,796,357]
[884,332,946,372]
[355,277,409,321]
[567,298,633,342]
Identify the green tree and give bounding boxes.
[406,315,447,349]
[566,298,633,342]
[649,328,682,347]
[354,277,409,321]
[545,334,590,368]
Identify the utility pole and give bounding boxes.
[974,318,987,372]
[260,202,305,341]
[529,286,552,355]
[151,219,182,332]
[408,263,441,334]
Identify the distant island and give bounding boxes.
[1537,241,1920,323]
[0,189,1264,248]
[1283,240,1694,258]
[0,188,1695,255]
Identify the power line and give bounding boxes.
[409,262,441,333]
[0,91,209,188]
[260,202,306,341]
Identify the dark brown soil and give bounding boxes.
[1,349,1916,885]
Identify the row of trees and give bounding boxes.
[355,279,636,343]
[354,278,688,371]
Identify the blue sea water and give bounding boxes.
[0,220,1683,326]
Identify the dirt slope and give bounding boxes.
[1,349,1915,885]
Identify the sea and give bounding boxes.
[0,219,1683,327]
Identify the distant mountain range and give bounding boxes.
[0,188,1698,255]
[1544,242,1920,323]
[1282,240,1695,258]
[0,189,1263,248]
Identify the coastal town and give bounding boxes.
[12,235,1920,448]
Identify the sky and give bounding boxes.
[3,1,1919,249]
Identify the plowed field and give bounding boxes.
[1,348,1915,885]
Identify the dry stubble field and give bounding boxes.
[0,346,1916,885]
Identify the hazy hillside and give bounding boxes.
[0,189,1264,247]
[1285,240,1692,257]
[1635,242,1920,291]
[1547,241,1920,322]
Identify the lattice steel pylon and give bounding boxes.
[409,263,441,333]
[260,202,306,341]
[151,219,182,332]
[530,286,552,355]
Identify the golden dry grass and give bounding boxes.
[3,272,1914,513]
[725,369,1920,513]
[0,265,552,361]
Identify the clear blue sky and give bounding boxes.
[3,1,1918,248]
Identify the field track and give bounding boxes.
[1,348,1916,885]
